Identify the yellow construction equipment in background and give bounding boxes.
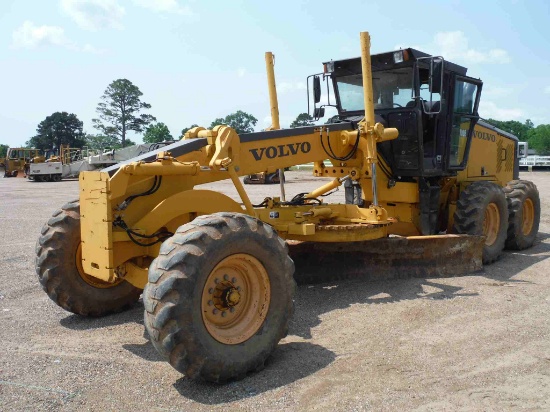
[2,147,42,177]
[36,31,540,383]
[1,145,81,180]
[27,145,82,182]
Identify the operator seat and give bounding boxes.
[423,100,440,113]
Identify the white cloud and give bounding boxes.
[12,21,72,49]
[61,0,125,31]
[482,86,514,98]
[262,114,295,129]
[262,115,272,126]
[12,21,105,53]
[81,43,107,54]
[277,81,307,94]
[479,100,523,120]
[544,86,550,94]
[433,31,510,64]
[132,0,193,14]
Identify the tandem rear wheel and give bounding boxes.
[453,180,541,264]
[504,180,540,250]
[453,181,508,264]
[143,212,295,382]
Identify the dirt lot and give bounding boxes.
[1,171,549,411]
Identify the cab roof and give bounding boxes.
[324,48,468,76]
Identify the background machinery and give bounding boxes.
[27,142,177,182]
[243,170,284,184]
[27,145,82,182]
[36,32,540,382]
[2,147,43,177]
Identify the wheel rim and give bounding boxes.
[75,243,123,289]
[522,198,535,235]
[483,203,500,246]
[201,253,271,345]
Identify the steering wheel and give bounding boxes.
[393,103,403,108]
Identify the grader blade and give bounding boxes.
[289,234,484,284]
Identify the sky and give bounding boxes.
[1,0,550,147]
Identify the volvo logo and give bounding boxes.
[474,131,496,142]
[249,142,311,161]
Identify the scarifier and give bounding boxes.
[36,31,540,382]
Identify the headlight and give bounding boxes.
[393,50,404,63]
[324,61,335,73]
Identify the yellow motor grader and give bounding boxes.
[2,147,43,177]
[36,32,540,382]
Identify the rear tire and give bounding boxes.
[36,200,141,316]
[504,180,540,250]
[453,181,508,264]
[144,212,295,382]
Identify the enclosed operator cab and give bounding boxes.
[314,49,483,180]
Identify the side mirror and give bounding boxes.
[314,107,325,119]
[430,58,444,93]
[518,141,528,158]
[313,76,321,103]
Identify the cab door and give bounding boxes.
[446,75,483,171]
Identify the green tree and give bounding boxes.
[26,111,85,151]
[210,110,257,134]
[0,144,8,158]
[527,124,550,154]
[143,122,173,143]
[92,79,156,147]
[290,113,314,128]
[485,118,534,141]
[84,134,122,151]
[181,124,199,137]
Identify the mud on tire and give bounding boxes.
[36,200,141,316]
[143,212,295,382]
[453,181,508,264]
[504,180,540,250]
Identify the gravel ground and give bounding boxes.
[0,171,549,411]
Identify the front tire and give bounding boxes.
[453,181,508,264]
[144,212,295,382]
[36,200,142,316]
[504,180,540,250]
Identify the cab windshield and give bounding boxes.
[336,67,415,112]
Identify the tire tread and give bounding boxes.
[144,212,295,382]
